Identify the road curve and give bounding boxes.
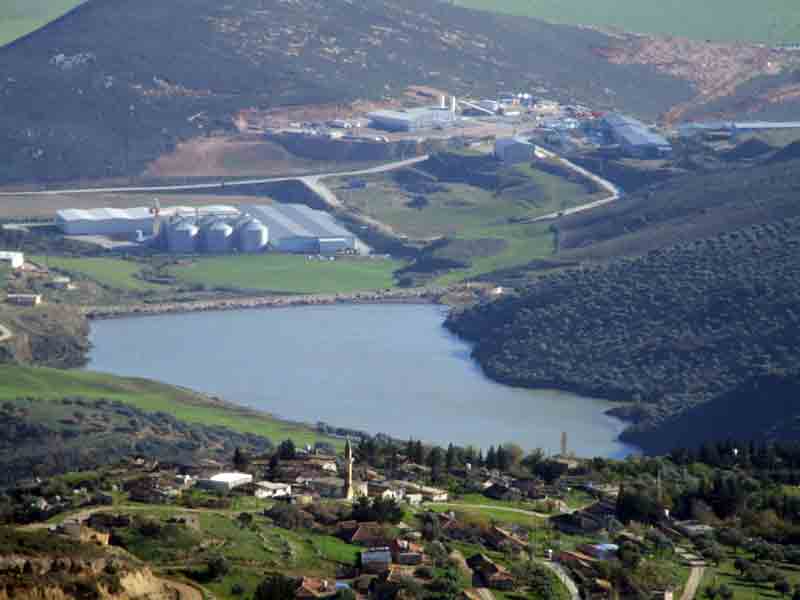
[0,155,430,197]
[0,324,12,343]
[525,146,621,223]
[540,560,581,600]
[428,501,551,519]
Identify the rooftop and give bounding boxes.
[207,472,252,483]
[243,203,353,241]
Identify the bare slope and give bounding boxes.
[0,0,692,185]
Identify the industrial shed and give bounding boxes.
[243,204,359,254]
[601,113,672,158]
[0,251,24,270]
[368,106,457,132]
[56,207,155,236]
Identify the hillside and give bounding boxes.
[622,372,800,455]
[0,0,695,185]
[0,364,337,486]
[446,213,800,446]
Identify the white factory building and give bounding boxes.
[0,251,24,270]
[55,205,240,237]
[369,97,458,132]
[243,203,359,254]
[197,472,253,492]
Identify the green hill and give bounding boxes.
[0,364,333,485]
[0,0,85,48]
[454,0,800,44]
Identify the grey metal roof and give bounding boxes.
[243,204,354,241]
[604,113,670,148]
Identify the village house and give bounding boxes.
[56,520,111,546]
[255,481,292,499]
[390,539,424,565]
[360,547,392,574]
[339,521,390,547]
[466,554,515,590]
[368,481,405,501]
[295,577,337,600]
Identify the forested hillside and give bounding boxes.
[0,0,692,184]
[446,214,800,448]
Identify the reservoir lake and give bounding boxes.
[87,303,637,458]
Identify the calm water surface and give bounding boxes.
[87,304,637,458]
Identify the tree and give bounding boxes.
[485,446,497,470]
[427,446,444,482]
[206,556,231,580]
[445,444,457,472]
[496,445,510,472]
[718,584,734,600]
[233,447,249,471]
[776,579,792,598]
[277,439,296,460]
[733,557,751,576]
[718,528,745,554]
[533,460,568,485]
[791,587,800,600]
[704,584,719,599]
[619,541,642,569]
[254,574,297,600]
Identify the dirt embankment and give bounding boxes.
[596,35,800,123]
[83,287,444,320]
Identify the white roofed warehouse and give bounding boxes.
[197,472,253,492]
[56,207,155,236]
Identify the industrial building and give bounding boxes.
[0,251,24,270]
[56,207,155,236]
[368,97,458,132]
[56,205,240,237]
[678,120,800,138]
[243,203,359,254]
[600,113,672,158]
[197,472,253,492]
[495,137,535,164]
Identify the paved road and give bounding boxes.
[680,565,706,600]
[541,560,581,600]
[523,146,621,223]
[0,324,12,343]
[0,155,430,197]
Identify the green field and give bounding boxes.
[168,254,401,294]
[455,0,800,44]
[0,364,335,448]
[0,0,86,47]
[33,256,159,291]
[333,157,601,284]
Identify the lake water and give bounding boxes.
[87,304,637,458]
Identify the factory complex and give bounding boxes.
[599,113,672,158]
[368,96,459,132]
[55,203,363,255]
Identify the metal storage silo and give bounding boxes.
[205,220,234,253]
[238,219,269,253]
[167,219,199,253]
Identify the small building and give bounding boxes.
[674,520,715,539]
[255,481,292,499]
[295,577,337,600]
[6,293,42,306]
[0,251,24,270]
[390,539,424,565]
[466,554,514,590]
[494,137,535,164]
[600,113,672,158]
[197,472,253,492]
[420,486,448,502]
[361,547,392,574]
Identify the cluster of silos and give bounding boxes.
[164,215,268,254]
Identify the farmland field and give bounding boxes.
[454,0,800,44]
[168,254,402,294]
[0,0,86,48]
[32,256,158,291]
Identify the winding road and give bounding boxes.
[0,155,430,198]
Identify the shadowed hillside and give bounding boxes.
[0,0,692,184]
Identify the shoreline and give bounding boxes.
[81,287,445,320]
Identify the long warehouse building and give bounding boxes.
[56,205,239,236]
[243,203,359,254]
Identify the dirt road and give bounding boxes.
[680,565,706,600]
